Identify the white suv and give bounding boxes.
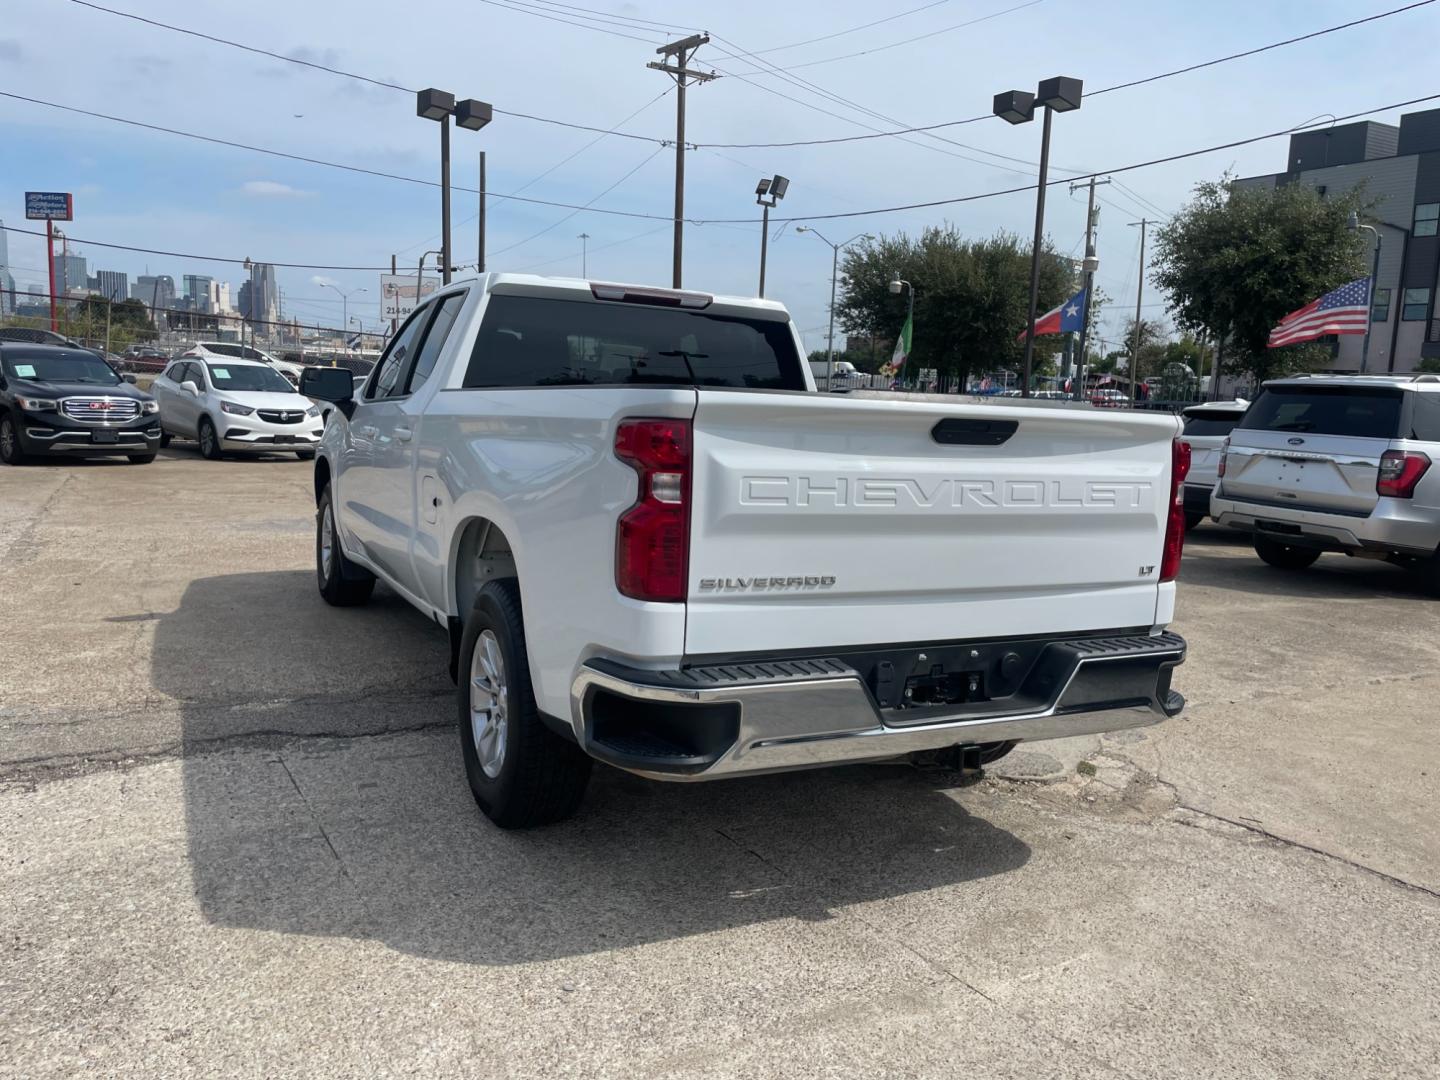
[151,356,324,460]
[1179,399,1248,529]
[1210,374,1440,593]
[181,341,306,386]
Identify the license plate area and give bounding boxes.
[272,434,295,444]
[1257,519,1302,536]
[92,430,118,444]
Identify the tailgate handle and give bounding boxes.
[931,418,1018,446]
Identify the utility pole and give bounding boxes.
[578,232,590,277]
[649,34,716,289]
[390,255,398,337]
[1128,218,1154,407]
[1069,176,1110,400]
[478,151,487,274]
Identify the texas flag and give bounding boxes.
[1016,288,1087,341]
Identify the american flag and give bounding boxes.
[1267,278,1371,348]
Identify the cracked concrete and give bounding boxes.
[2,452,1439,1077]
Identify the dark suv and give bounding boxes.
[0,344,162,465]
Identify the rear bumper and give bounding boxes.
[570,631,1186,781]
[1210,492,1439,557]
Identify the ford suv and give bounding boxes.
[1210,374,1440,592]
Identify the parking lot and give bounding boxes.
[2,451,1438,1078]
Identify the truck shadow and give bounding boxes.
[163,572,1031,967]
[1179,538,1434,601]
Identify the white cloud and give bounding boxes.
[310,275,337,287]
[239,180,312,198]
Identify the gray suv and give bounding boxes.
[1210,374,1440,594]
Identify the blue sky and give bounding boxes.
[1,0,1435,352]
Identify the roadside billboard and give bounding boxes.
[380,274,438,321]
[25,191,74,221]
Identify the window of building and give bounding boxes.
[1415,203,1439,237]
[1402,288,1431,321]
[1372,287,1391,322]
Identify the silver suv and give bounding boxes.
[1211,374,1440,594]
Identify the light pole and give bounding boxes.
[415,249,442,317]
[796,226,873,388]
[994,76,1083,397]
[754,174,789,298]
[1349,210,1383,374]
[578,233,590,277]
[889,278,914,384]
[320,284,366,344]
[417,90,493,285]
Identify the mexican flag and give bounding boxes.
[881,311,913,379]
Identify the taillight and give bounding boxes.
[1160,438,1191,583]
[1216,437,1229,479]
[1377,449,1430,498]
[614,418,692,602]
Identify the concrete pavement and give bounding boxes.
[2,450,1437,1078]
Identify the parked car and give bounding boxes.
[808,358,865,391]
[303,274,1189,829]
[1090,388,1128,408]
[1179,399,1249,528]
[0,327,79,347]
[177,341,306,386]
[0,343,161,465]
[1210,374,1440,592]
[150,356,323,460]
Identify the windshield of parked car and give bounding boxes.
[462,294,806,390]
[1238,387,1402,439]
[204,362,295,393]
[2,349,122,386]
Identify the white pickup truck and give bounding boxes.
[301,274,1190,829]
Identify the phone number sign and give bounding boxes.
[25,191,74,221]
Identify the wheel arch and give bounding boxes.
[448,516,519,682]
[312,454,332,504]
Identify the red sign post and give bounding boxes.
[25,192,75,333]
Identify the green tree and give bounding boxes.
[1416,357,1440,374]
[835,225,1075,388]
[1151,176,1368,386]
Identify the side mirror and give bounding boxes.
[122,373,138,385]
[301,366,356,420]
[182,380,200,396]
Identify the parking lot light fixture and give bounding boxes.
[417,90,491,286]
[755,175,789,298]
[796,226,873,387]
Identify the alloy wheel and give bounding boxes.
[469,629,509,779]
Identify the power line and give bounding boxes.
[496,0,697,33]
[511,223,671,272]
[65,0,669,142]
[473,0,663,43]
[749,0,956,55]
[0,225,395,270]
[701,0,1438,147]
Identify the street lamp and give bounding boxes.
[415,249,442,316]
[755,174,789,298]
[796,226,873,388]
[888,278,914,384]
[578,233,590,277]
[994,75,1083,397]
[417,89,493,285]
[1349,210,1382,374]
[320,284,366,344]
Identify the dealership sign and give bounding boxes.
[380,274,438,320]
[25,191,73,221]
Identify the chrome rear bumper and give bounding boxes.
[570,632,1186,782]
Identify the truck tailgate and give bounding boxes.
[685,392,1181,656]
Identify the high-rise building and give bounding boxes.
[247,262,279,327]
[209,280,232,312]
[95,270,129,303]
[0,219,13,317]
[132,274,176,312]
[184,274,215,313]
[52,252,88,297]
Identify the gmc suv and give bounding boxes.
[1210,373,1440,593]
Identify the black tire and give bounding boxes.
[295,449,316,461]
[1185,512,1204,531]
[458,579,591,829]
[159,432,172,448]
[1253,534,1321,570]
[197,417,223,460]
[315,485,375,606]
[127,453,157,465]
[0,414,26,465]
[1413,552,1440,598]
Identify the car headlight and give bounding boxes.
[140,400,160,414]
[15,395,58,412]
[306,405,321,418]
[221,402,255,416]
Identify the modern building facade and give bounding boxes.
[94,269,129,303]
[132,274,177,312]
[52,252,88,297]
[183,274,215,313]
[246,262,279,327]
[1234,106,1440,371]
[0,220,14,317]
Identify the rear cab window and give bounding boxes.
[462,293,805,390]
[1237,386,1403,439]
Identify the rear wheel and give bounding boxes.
[1185,512,1203,531]
[459,579,591,829]
[0,415,26,465]
[315,485,374,606]
[1413,551,1440,598]
[1254,534,1321,570]
[295,449,316,461]
[197,417,222,460]
[127,453,156,465]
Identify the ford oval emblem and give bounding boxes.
[1287,437,1304,446]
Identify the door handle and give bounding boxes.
[396,426,413,442]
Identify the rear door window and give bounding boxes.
[463,294,805,390]
[1237,387,1402,439]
